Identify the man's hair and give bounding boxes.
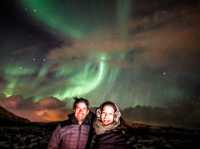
[73,97,89,109]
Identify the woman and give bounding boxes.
[92,101,132,149]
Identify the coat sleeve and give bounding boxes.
[48,125,61,149]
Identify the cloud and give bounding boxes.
[47,30,129,62]
[127,5,200,71]
[36,97,66,109]
[0,76,5,91]
[0,96,68,122]
[0,95,23,109]
[46,4,200,72]
[33,108,67,122]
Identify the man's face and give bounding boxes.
[100,105,115,126]
[74,102,89,124]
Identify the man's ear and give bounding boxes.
[86,109,89,115]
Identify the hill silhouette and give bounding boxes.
[0,106,30,125]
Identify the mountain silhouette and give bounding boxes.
[0,106,30,125]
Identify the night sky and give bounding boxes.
[0,0,200,122]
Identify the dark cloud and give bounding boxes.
[0,76,5,91]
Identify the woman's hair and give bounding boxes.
[99,101,117,112]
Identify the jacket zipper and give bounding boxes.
[76,125,82,149]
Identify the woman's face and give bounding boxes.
[100,105,115,126]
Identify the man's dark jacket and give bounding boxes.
[48,111,95,149]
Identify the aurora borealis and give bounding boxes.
[1,0,130,103]
[0,0,200,122]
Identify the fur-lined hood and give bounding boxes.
[94,102,122,135]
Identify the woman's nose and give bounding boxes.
[104,113,108,118]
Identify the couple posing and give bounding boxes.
[48,97,131,149]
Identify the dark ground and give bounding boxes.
[0,122,199,149]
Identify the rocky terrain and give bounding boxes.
[0,122,199,149]
[127,123,200,149]
[0,106,200,149]
[0,124,53,149]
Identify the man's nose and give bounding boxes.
[78,109,84,113]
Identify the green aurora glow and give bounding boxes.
[10,0,130,101]
[2,53,121,101]
[21,0,84,38]
[2,0,197,108]
[20,0,118,38]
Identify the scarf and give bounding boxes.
[93,119,120,135]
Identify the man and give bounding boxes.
[48,97,95,149]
